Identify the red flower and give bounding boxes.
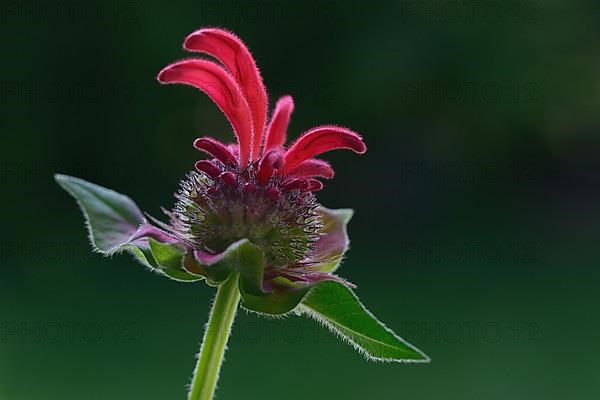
[55,28,428,367]
[157,28,366,193]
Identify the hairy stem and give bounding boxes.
[188,273,241,400]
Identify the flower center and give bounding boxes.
[172,165,323,265]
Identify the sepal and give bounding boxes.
[311,207,354,273]
[148,239,203,282]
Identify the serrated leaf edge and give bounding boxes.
[299,288,431,363]
[54,173,145,256]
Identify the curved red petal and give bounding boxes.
[157,59,253,168]
[184,28,268,160]
[282,125,367,173]
[193,137,237,166]
[282,178,309,192]
[194,160,223,178]
[219,171,237,187]
[256,149,283,186]
[266,186,282,200]
[227,143,239,158]
[305,178,324,192]
[286,158,335,180]
[264,95,294,152]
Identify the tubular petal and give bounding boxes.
[282,125,367,173]
[227,143,240,158]
[243,182,255,193]
[264,95,294,152]
[286,158,335,179]
[184,28,268,159]
[194,160,222,178]
[305,179,324,192]
[193,137,238,165]
[219,171,237,187]
[266,186,282,200]
[282,179,309,192]
[157,59,253,168]
[256,149,283,186]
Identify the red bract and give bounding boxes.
[157,27,366,190]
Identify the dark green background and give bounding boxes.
[2,0,599,398]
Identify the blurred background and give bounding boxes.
[1,0,599,398]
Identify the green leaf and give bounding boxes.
[300,281,430,362]
[55,174,206,283]
[148,239,203,282]
[210,240,311,315]
[54,174,145,254]
[130,246,158,269]
[223,240,265,295]
[149,239,185,269]
[163,268,204,282]
[240,285,311,315]
[197,240,256,287]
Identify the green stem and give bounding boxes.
[188,272,241,400]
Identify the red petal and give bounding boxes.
[264,95,294,152]
[282,125,366,173]
[193,137,237,165]
[305,179,324,192]
[286,158,334,180]
[157,59,253,168]
[243,182,255,193]
[219,171,237,187]
[282,179,309,192]
[256,149,283,186]
[194,160,223,178]
[184,28,268,160]
[266,186,282,200]
[227,143,239,158]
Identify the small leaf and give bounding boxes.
[193,240,258,286]
[55,174,145,254]
[149,239,185,269]
[240,285,311,315]
[210,240,311,315]
[182,251,209,277]
[56,174,206,283]
[300,281,430,362]
[130,246,158,269]
[224,240,265,295]
[163,268,204,282]
[148,239,203,282]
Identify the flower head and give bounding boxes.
[55,27,429,364]
[154,28,366,294]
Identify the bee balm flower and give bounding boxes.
[55,29,428,381]
[154,28,366,296]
